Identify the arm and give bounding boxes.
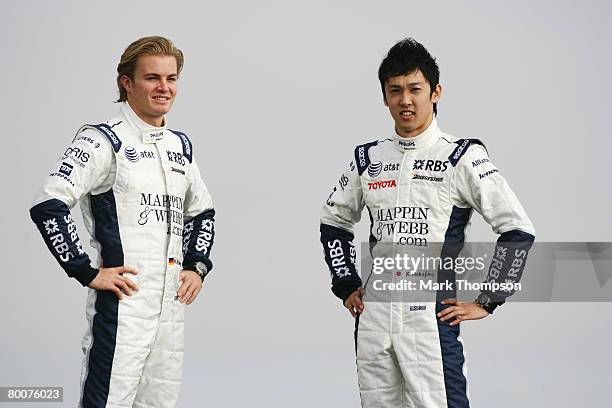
[452,143,535,312]
[177,158,215,305]
[29,129,113,286]
[320,156,365,304]
[182,159,215,279]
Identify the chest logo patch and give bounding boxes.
[368,161,383,178]
[125,146,139,163]
[368,179,397,190]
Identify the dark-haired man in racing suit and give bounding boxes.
[320,38,535,408]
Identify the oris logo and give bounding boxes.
[63,147,90,164]
[413,159,449,172]
[368,161,382,177]
[368,179,397,190]
[124,146,139,163]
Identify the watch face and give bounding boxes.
[195,262,207,275]
[479,294,491,304]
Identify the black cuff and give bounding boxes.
[475,292,505,314]
[183,258,212,274]
[74,266,99,287]
[332,280,362,302]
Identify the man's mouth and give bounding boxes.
[400,110,414,118]
[153,96,170,101]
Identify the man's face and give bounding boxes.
[121,54,178,127]
[384,69,441,138]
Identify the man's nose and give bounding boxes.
[158,79,170,92]
[399,91,411,106]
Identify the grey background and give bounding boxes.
[2,0,611,406]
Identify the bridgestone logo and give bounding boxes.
[368,179,397,190]
[412,174,443,182]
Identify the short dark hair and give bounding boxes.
[378,38,440,115]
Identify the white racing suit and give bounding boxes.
[30,102,215,408]
[320,119,535,408]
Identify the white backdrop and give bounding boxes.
[2,1,611,407]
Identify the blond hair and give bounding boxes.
[116,36,184,102]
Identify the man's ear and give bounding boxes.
[431,83,442,103]
[120,75,132,94]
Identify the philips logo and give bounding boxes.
[398,140,416,148]
[410,305,426,311]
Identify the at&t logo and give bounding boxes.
[125,146,139,163]
[368,161,382,177]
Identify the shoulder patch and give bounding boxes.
[79,123,122,153]
[169,129,193,163]
[448,138,486,167]
[354,141,379,175]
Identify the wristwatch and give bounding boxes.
[185,261,208,281]
[475,293,504,315]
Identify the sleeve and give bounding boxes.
[182,159,215,276]
[320,156,365,302]
[452,144,535,304]
[29,129,114,286]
